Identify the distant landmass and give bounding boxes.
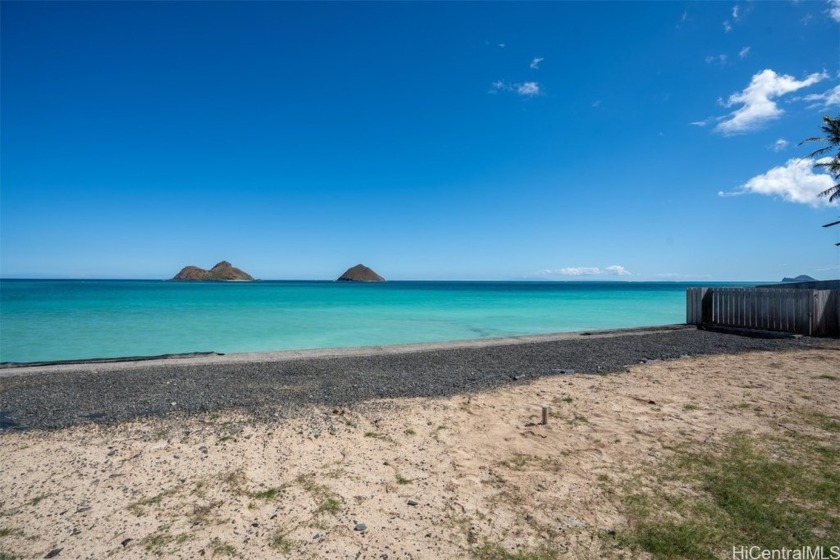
[337,264,385,282]
[172,261,254,281]
[781,275,817,283]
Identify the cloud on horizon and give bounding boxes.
[713,69,827,135]
[535,265,631,278]
[719,158,835,207]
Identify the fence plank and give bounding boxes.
[685,287,840,337]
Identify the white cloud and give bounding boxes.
[773,138,789,152]
[556,267,601,276]
[516,82,541,96]
[739,46,751,59]
[490,81,543,96]
[719,158,835,207]
[604,265,631,276]
[538,266,631,277]
[802,83,840,108]
[705,54,728,65]
[732,5,740,19]
[714,69,828,135]
[723,20,732,32]
[830,0,840,22]
[529,57,544,70]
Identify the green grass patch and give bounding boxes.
[210,538,237,557]
[499,454,531,471]
[250,488,281,500]
[395,474,412,485]
[128,487,180,516]
[216,470,250,497]
[192,479,207,497]
[404,428,416,436]
[269,532,295,554]
[191,500,223,525]
[802,411,840,433]
[29,494,50,507]
[431,424,449,441]
[151,428,169,440]
[0,528,22,538]
[316,497,341,515]
[728,402,752,410]
[610,430,840,559]
[682,403,699,411]
[814,374,837,381]
[142,531,174,555]
[472,541,559,560]
[297,474,341,516]
[567,414,589,425]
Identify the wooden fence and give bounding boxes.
[686,287,839,337]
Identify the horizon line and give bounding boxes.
[0,277,773,284]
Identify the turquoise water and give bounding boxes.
[0,280,730,363]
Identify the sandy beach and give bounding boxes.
[1,330,838,559]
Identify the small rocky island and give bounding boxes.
[782,275,816,283]
[172,261,254,281]
[337,264,385,282]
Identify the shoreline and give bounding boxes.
[0,327,830,432]
[0,323,692,376]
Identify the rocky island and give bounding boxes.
[337,264,385,282]
[172,261,254,281]
[782,275,817,283]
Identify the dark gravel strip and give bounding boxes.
[0,329,820,431]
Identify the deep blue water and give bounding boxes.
[0,280,745,363]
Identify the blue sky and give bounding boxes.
[1,1,839,281]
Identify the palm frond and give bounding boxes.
[807,145,833,158]
[818,183,840,203]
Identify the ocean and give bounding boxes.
[0,280,739,364]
